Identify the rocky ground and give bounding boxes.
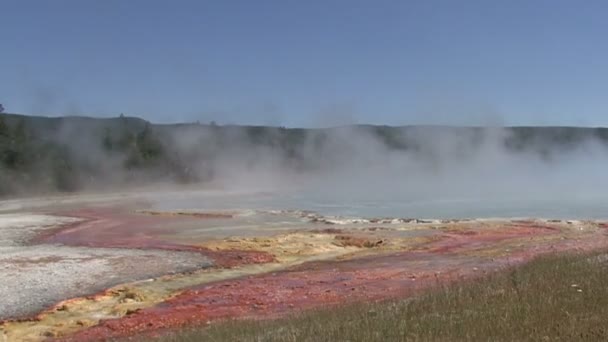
[0,245,212,320]
[0,212,213,321]
[0,193,607,342]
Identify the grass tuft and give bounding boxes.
[147,251,608,341]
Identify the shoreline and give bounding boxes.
[1,200,607,340]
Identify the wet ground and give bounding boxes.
[0,211,214,321]
[1,191,607,341]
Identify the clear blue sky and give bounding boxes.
[1,0,607,127]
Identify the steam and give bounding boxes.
[3,113,608,218]
[165,124,608,201]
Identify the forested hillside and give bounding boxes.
[1,112,608,197]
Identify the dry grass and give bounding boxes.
[149,251,608,341]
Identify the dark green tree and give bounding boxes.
[102,127,114,151]
[51,151,79,192]
[0,114,19,169]
[135,124,163,161]
[13,119,27,145]
[124,124,164,169]
[0,114,8,138]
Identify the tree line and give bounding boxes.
[0,113,185,196]
[2,111,608,197]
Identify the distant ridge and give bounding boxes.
[2,112,608,197]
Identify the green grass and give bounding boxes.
[151,251,608,341]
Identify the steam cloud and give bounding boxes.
[3,113,608,219]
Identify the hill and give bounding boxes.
[1,113,607,197]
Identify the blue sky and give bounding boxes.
[1,0,607,127]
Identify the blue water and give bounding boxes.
[150,190,608,220]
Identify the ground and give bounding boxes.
[0,191,607,341]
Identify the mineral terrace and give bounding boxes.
[1,192,607,342]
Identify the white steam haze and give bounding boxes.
[3,105,608,219]
[146,123,608,219]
